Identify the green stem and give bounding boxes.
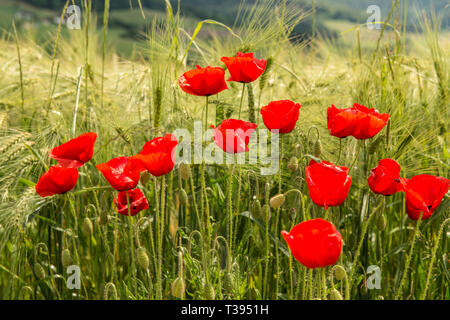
[348,201,383,288]
[420,218,450,300]
[238,83,246,119]
[395,213,422,300]
[126,191,136,294]
[288,251,294,299]
[321,268,327,299]
[336,138,342,164]
[274,134,284,299]
[157,176,166,299]
[227,164,235,256]
[348,140,363,172]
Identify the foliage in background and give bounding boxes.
[0,0,448,300]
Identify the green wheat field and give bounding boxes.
[0,0,448,300]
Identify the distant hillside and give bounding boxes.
[2,0,448,56]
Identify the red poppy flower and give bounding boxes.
[306,159,352,209]
[114,188,149,216]
[327,104,390,139]
[220,52,267,83]
[260,100,301,133]
[132,134,178,177]
[400,175,450,220]
[211,119,257,153]
[178,65,228,96]
[49,132,97,168]
[281,218,343,269]
[368,158,403,196]
[35,165,79,197]
[96,156,143,191]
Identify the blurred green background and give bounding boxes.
[1,0,448,56]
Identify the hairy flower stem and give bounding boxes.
[247,83,256,123]
[336,139,342,164]
[201,161,210,248]
[238,83,246,119]
[288,251,294,299]
[189,174,201,230]
[158,176,166,299]
[421,218,450,299]
[395,213,422,300]
[263,184,271,299]
[227,164,235,256]
[204,96,209,131]
[202,96,211,249]
[308,269,314,299]
[153,178,161,299]
[126,191,137,294]
[348,200,383,288]
[232,164,242,250]
[331,265,350,300]
[274,134,284,299]
[67,194,81,266]
[348,140,363,172]
[321,268,327,299]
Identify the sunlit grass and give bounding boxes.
[0,0,448,300]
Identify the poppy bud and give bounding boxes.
[251,199,262,220]
[104,282,118,300]
[34,263,46,280]
[203,282,216,300]
[178,188,188,206]
[313,139,322,158]
[136,247,150,270]
[82,217,93,238]
[334,265,347,281]
[178,162,191,180]
[288,156,298,172]
[330,288,343,300]
[171,277,186,299]
[223,272,235,293]
[269,194,285,209]
[61,249,73,267]
[376,213,387,231]
[140,171,151,185]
